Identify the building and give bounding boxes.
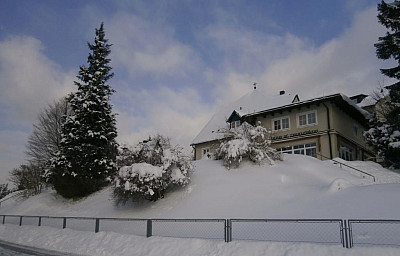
[191,89,375,161]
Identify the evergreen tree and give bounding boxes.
[50,23,118,198]
[366,1,400,168]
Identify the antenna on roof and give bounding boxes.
[253,82,257,90]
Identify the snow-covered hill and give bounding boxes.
[2,154,400,219]
[2,155,400,255]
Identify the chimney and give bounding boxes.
[280,90,285,95]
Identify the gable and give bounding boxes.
[227,110,242,123]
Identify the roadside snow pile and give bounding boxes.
[2,225,400,256]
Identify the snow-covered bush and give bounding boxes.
[365,116,400,168]
[113,135,192,203]
[216,122,282,169]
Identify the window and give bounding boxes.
[297,110,317,127]
[277,143,317,157]
[231,120,240,129]
[272,116,290,131]
[353,125,358,137]
[340,146,353,161]
[202,148,210,158]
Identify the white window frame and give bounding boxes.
[277,142,317,157]
[231,120,241,129]
[202,148,210,157]
[297,110,318,128]
[271,116,290,131]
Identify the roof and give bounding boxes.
[356,95,377,108]
[246,93,370,119]
[191,89,297,145]
[191,90,372,146]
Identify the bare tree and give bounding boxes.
[25,97,71,167]
[9,163,43,196]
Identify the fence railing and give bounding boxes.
[348,220,400,248]
[315,153,376,182]
[1,215,399,248]
[229,219,344,245]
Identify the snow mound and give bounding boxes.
[1,155,400,219]
[326,178,353,193]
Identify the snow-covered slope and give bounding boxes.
[2,154,400,219]
[2,155,400,256]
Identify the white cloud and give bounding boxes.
[0,36,75,127]
[108,13,203,78]
[260,6,390,98]
[0,130,29,183]
[115,86,211,148]
[204,5,390,105]
[0,36,75,183]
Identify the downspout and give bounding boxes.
[191,145,196,161]
[322,102,333,159]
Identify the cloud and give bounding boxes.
[0,36,75,128]
[203,5,391,106]
[107,13,204,79]
[0,130,29,183]
[260,6,390,99]
[115,85,211,148]
[205,25,307,74]
[0,36,75,182]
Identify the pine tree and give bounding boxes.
[366,1,400,168]
[50,23,118,198]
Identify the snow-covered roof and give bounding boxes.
[191,90,297,145]
[356,95,377,108]
[191,90,371,146]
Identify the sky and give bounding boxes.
[0,0,394,183]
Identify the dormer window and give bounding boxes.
[227,110,242,129]
[231,120,241,129]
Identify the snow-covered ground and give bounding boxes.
[1,154,400,255]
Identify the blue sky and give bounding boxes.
[0,0,391,183]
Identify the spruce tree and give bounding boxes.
[366,1,400,168]
[51,23,118,198]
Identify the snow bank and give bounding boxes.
[1,155,400,220]
[1,225,400,256]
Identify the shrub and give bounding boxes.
[216,122,282,169]
[113,135,192,203]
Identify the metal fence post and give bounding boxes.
[227,219,232,242]
[38,216,41,227]
[347,220,353,248]
[146,219,152,237]
[343,220,351,248]
[341,220,348,248]
[63,217,67,229]
[95,218,100,233]
[224,220,228,242]
[340,220,345,248]
[2,216,4,224]
[19,216,22,226]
